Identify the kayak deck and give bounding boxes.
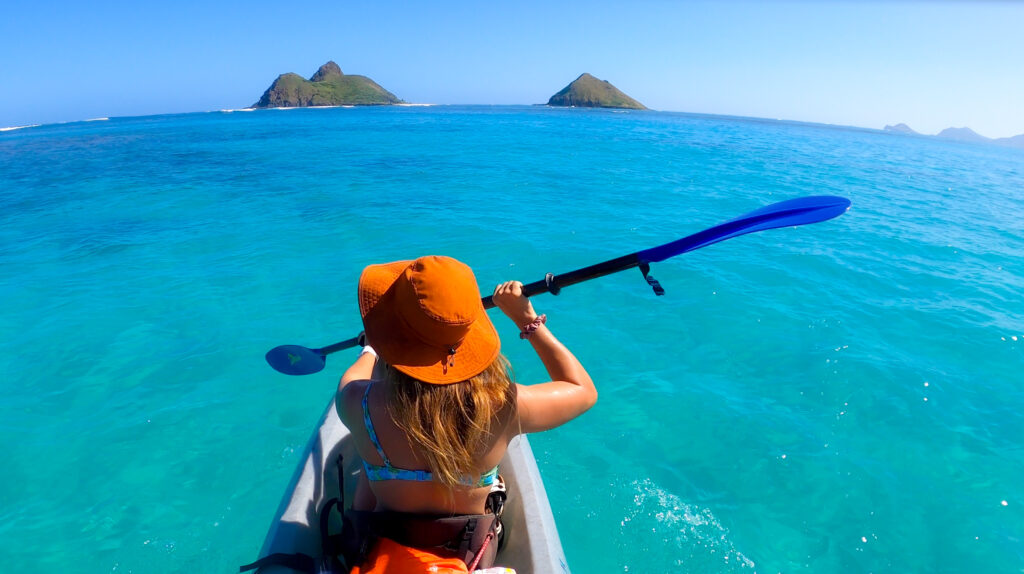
[254,399,570,574]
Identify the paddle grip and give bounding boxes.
[480,253,640,310]
[481,277,551,310]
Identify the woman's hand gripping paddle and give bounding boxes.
[266,195,851,375]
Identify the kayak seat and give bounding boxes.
[240,454,507,574]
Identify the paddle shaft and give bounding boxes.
[267,195,851,374]
[317,335,363,356]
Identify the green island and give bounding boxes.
[252,61,402,108]
[547,73,647,110]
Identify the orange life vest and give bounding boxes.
[350,536,470,574]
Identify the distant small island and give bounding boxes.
[884,123,1024,149]
[883,123,917,135]
[252,61,402,108]
[547,73,646,110]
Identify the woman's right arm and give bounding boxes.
[492,281,597,434]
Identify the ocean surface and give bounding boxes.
[1,106,1022,573]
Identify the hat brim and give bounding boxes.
[358,260,500,384]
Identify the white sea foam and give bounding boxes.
[274,105,356,110]
[623,478,756,571]
[0,124,40,132]
[227,104,430,113]
[4,117,109,131]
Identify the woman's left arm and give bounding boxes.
[338,347,378,391]
[335,347,377,426]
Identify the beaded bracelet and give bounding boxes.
[519,314,547,339]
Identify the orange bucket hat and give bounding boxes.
[358,256,500,384]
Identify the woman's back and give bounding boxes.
[338,377,516,515]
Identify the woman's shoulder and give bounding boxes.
[335,378,373,425]
[341,377,373,395]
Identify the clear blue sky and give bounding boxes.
[3,0,1023,137]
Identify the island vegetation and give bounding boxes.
[252,61,402,108]
[547,73,646,110]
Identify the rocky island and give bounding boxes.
[252,61,402,108]
[883,123,918,135]
[547,73,646,110]
[935,127,989,144]
[885,122,1024,149]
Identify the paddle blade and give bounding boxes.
[637,195,850,263]
[266,345,326,375]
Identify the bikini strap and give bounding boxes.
[477,464,500,487]
[361,383,392,469]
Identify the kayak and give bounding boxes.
[250,398,571,574]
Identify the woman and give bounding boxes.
[334,255,596,572]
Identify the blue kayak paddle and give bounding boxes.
[266,195,850,375]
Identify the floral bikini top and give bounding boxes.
[361,383,499,487]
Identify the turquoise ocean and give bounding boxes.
[1,106,1022,573]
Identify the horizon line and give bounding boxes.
[3,105,1022,143]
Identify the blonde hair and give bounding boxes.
[386,355,516,487]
